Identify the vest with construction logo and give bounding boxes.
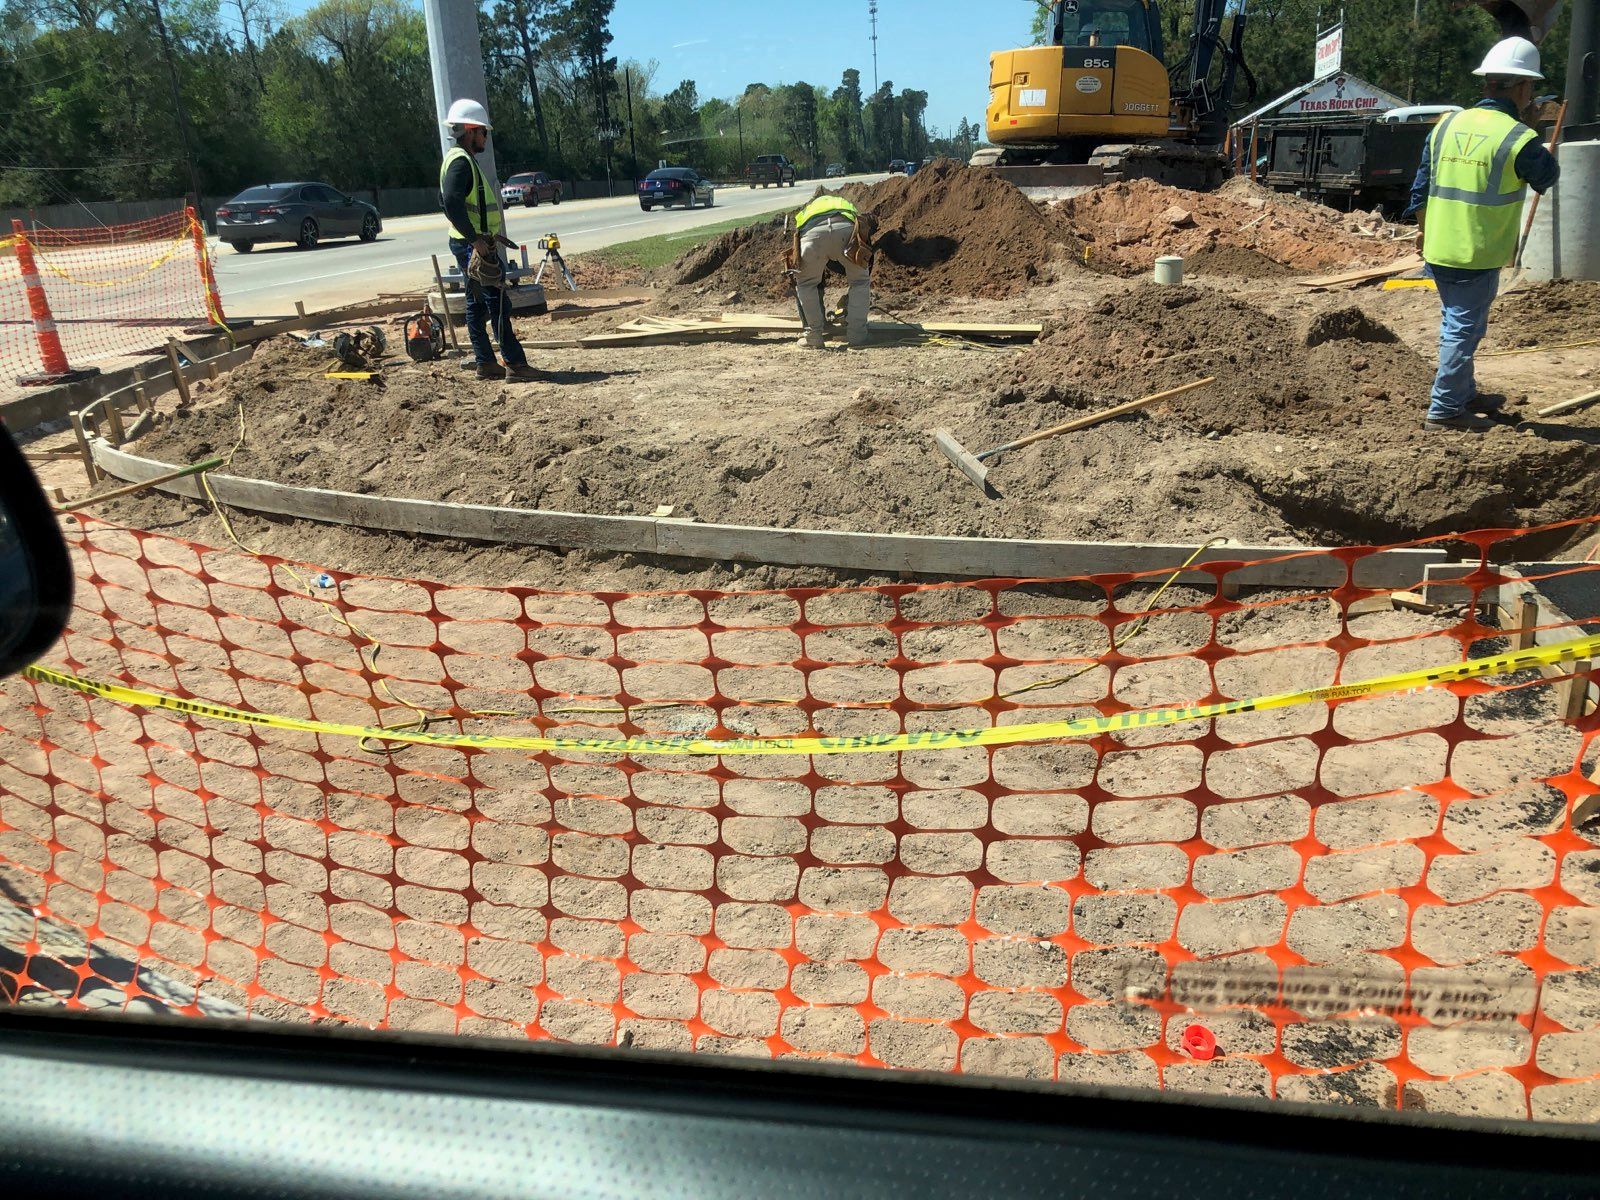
[439,146,504,238]
[794,195,858,231]
[1423,106,1539,270]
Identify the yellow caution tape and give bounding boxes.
[33,230,191,288]
[1381,278,1436,291]
[22,633,1600,757]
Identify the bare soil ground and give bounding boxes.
[9,168,1600,1123]
[101,269,1600,571]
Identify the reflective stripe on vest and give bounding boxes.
[794,195,858,232]
[1423,107,1538,270]
[440,146,504,238]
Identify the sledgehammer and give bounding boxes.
[934,377,1216,495]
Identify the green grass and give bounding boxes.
[586,211,778,272]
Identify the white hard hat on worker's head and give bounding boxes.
[443,98,493,130]
[1474,36,1543,79]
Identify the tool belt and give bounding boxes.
[467,245,506,289]
[844,212,877,268]
[466,233,519,290]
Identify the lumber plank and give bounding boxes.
[1536,387,1600,419]
[228,297,422,346]
[91,439,1446,587]
[1295,255,1424,289]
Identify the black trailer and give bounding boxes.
[1262,116,1433,215]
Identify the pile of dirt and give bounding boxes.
[1487,280,1600,350]
[1057,177,1414,275]
[659,160,1082,301]
[1000,284,1433,438]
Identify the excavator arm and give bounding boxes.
[1470,0,1565,42]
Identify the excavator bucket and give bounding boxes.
[1469,0,1566,42]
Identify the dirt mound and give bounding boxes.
[1186,245,1298,279]
[999,285,1433,438]
[1488,280,1600,350]
[659,161,1081,301]
[1059,178,1414,275]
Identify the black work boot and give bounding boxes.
[1423,412,1494,432]
[476,360,506,380]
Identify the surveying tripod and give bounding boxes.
[532,234,578,292]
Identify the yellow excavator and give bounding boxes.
[974,0,1567,190]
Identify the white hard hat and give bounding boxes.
[443,98,493,130]
[1474,36,1543,79]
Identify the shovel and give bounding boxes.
[935,377,1215,494]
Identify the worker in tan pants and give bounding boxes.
[789,194,873,348]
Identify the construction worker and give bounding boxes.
[440,98,537,381]
[788,193,875,349]
[1407,36,1558,432]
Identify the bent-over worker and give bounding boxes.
[1406,36,1558,432]
[788,194,875,349]
[440,97,536,382]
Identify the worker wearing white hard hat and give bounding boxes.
[1403,36,1558,432]
[439,97,536,381]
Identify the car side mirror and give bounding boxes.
[0,425,73,678]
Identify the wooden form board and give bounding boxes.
[524,312,1043,350]
[228,296,425,345]
[91,439,1446,587]
[1295,255,1425,289]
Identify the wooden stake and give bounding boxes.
[294,300,307,317]
[165,339,192,406]
[1563,660,1592,721]
[1513,595,1538,650]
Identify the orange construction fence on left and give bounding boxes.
[1,207,227,388]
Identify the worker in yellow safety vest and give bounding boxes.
[440,98,537,382]
[1405,37,1558,432]
[786,193,877,349]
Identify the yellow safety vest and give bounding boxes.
[439,146,504,238]
[794,194,858,232]
[1423,106,1539,271]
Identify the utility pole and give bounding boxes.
[148,0,203,214]
[1409,0,1422,103]
[422,1,506,224]
[1568,0,1600,129]
[869,1,880,92]
[625,67,639,187]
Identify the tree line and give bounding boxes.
[1028,0,1573,116]
[0,0,956,211]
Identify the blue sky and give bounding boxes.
[270,2,1041,136]
[608,0,1038,133]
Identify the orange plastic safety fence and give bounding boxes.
[2,515,1598,1122]
[0,210,218,384]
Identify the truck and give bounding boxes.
[745,154,797,188]
[1261,115,1435,215]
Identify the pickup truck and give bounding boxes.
[745,154,797,188]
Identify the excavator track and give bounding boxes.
[1088,141,1229,191]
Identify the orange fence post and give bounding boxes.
[10,218,98,387]
[187,206,229,330]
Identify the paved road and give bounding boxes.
[210,175,888,317]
